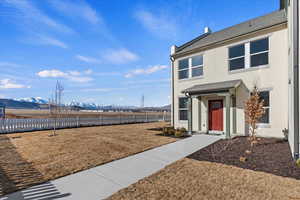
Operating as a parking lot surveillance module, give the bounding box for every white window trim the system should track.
[178,97,188,121]
[178,54,204,80]
[178,58,189,80]
[191,57,204,78]
[257,90,271,127]
[228,37,270,72]
[228,44,246,70]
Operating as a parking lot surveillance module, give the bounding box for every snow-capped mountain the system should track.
[14,97,48,104]
[9,98,169,111]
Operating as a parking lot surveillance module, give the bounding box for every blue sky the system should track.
[0,0,278,106]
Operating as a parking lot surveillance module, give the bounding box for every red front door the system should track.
[209,100,223,131]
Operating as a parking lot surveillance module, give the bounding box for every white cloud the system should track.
[0,62,22,68]
[67,76,92,83]
[102,48,139,64]
[124,78,170,85]
[94,72,121,76]
[135,10,178,39]
[0,79,29,89]
[81,88,119,92]
[68,71,81,76]
[2,0,74,34]
[125,65,168,78]
[48,0,116,42]
[49,0,103,25]
[27,35,68,49]
[80,84,169,93]
[76,55,101,64]
[84,69,93,75]
[37,70,67,78]
[37,69,93,83]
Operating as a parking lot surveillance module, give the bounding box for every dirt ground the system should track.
[5,109,166,119]
[188,136,300,179]
[108,158,300,200]
[0,122,175,196]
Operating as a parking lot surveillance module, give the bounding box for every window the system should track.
[250,38,269,67]
[179,97,188,120]
[178,59,189,79]
[191,56,203,77]
[178,55,203,80]
[229,37,269,71]
[258,91,270,124]
[229,44,245,70]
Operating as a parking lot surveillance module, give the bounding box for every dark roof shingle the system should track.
[182,79,242,95]
[176,10,287,55]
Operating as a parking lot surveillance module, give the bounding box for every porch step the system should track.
[208,131,224,136]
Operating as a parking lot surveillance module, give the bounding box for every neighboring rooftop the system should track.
[175,10,287,56]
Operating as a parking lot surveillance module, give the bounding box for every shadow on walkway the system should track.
[0,135,71,199]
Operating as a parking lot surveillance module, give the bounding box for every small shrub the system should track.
[296,159,300,168]
[174,127,186,138]
[244,85,265,143]
[168,127,175,135]
[282,128,289,141]
[179,127,187,133]
[163,127,169,135]
[175,129,183,138]
[245,150,252,154]
[239,156,247,163]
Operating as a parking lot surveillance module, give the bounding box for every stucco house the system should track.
[170,0,300,159]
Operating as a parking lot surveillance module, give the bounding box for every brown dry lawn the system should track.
[108,158,300,200]
[0,122,176,196]
[6,109,166,119]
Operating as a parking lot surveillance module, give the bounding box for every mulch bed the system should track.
[155,133,191,139]
[188,136,300,179]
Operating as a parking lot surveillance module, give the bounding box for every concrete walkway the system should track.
[1,134,222,200]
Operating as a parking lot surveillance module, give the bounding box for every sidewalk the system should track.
[1,134,222,200]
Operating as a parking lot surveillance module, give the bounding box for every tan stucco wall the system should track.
[287,0,300,156]
[173,25,289,138]
[288,1,295,153]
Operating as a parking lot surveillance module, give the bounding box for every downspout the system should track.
[170,55,175,127]
[170,45,177,127]
[293,0,299,159]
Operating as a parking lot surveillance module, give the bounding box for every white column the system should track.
[225,95,231,138]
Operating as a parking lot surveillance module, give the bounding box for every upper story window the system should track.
[229,37,269,71]
[178,55,203,80]
[191,56,203,77]
[178,59,189,79]
[250,38,269,67]
[229,44,245,70]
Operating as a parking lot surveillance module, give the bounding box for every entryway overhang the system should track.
[182,79,243,138]
[182,79,242,97]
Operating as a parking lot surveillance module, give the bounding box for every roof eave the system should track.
[172,21,287,59]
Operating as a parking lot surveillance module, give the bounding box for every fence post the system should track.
[77,116,79,127]
[145,112,148,122]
